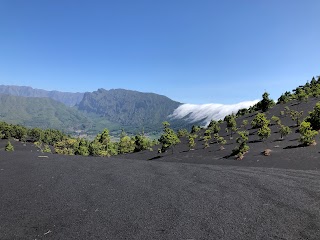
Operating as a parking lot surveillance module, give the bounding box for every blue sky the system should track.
[0,0,319,104]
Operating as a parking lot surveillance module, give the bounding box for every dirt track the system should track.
[1,151,320,239]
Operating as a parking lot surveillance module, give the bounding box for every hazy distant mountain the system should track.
[77,88,182,129]
[0,94,91,132]
[0,85,84,106]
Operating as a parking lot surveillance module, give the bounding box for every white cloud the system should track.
[169,100,259,126]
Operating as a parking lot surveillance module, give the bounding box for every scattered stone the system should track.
[44,230,52,235]
[263,149,272,156]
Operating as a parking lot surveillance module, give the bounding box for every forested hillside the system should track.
[77,88,182,128]
[0,94,91,133]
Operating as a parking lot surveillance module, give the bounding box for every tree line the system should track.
[0,122,157,156]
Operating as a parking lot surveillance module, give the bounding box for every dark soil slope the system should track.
[1,148,319,239]
[122,97,320,171]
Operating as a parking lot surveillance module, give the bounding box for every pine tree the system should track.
[119,131,135,154]
[306,102,320,130]
[260,92,275,112]
[232,131,249,159]
[134,133,152,152]
[208,120,220,133]
[257,125,271,143]
[224,114,237,138]
[279,125,291,139]
[159,122,180,153]
[251,113,269,129]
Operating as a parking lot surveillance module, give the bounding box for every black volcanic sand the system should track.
[1,140,320,239]
[1,98,320,239]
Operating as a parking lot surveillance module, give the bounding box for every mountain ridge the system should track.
[77,88,182,127]
[0,84,258,136]
[0,85,85,106]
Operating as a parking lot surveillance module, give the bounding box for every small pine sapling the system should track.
[43,144,52,153]
[271,115,281,126]
[215,134,227,150]
[284,106,290,116]
[233,131,249,159]
[290,110,304,126]
[241,120,248,130]
[203,129,212,148]
[5,141,14,151]
[188,135,196,150]
[279,125,291,139]
[257,124,271,143]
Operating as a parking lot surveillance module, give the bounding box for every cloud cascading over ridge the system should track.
[169,100,259,126]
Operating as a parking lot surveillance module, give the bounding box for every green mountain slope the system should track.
[77,88,182,130]
[0,94,91,133]
[0,87,199,137]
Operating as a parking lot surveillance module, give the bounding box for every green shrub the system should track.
[5,141,14,151]
[271,115,281,125]
[43,144,52,153]
[177,129,189,138]
[290,110,303,126]
[241,120,248,129]
[299,121,318,146]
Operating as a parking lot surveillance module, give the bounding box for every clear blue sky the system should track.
[0,0,319,104]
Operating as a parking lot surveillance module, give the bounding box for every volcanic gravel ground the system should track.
[1,150,320,239]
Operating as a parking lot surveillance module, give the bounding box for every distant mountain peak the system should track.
[77,88,181,127]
